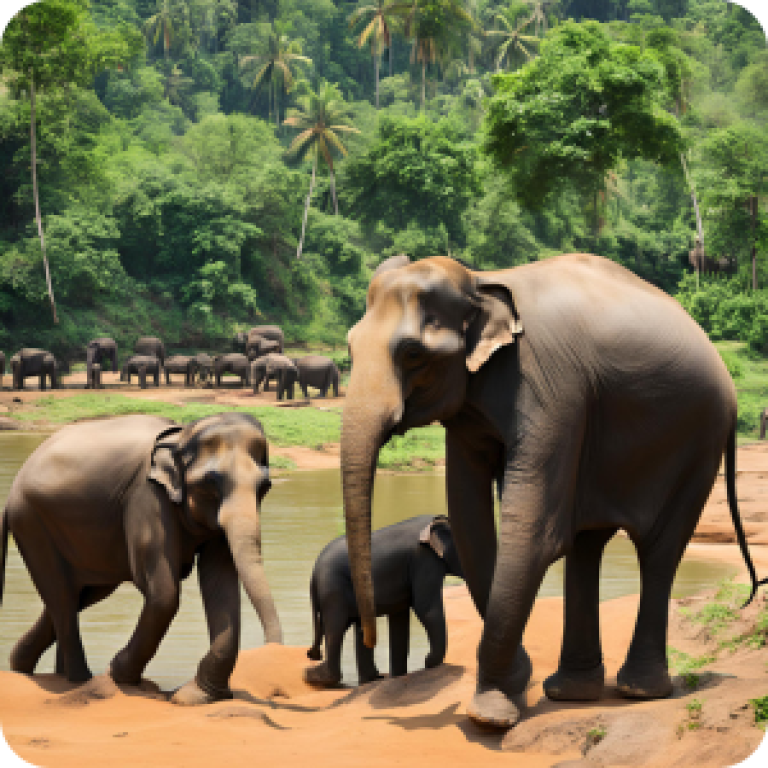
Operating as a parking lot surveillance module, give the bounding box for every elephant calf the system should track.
[164,355,199,387]
[251,354,298,400]
[214,353,250,388]
[305,515,463,687]
[121,355,160,388]
[0,413,282,704]
[295,355,340,398]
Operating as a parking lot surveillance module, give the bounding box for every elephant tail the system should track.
[726,423,768,608]
[0,506,8,607]
[307,574,324,661]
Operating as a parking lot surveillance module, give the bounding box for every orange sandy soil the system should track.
[1,379,767,765]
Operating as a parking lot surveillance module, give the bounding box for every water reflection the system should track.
[0,432,735,688]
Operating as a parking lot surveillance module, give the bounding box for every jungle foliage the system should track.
[0,0,765,360]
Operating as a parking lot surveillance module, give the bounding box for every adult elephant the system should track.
[121,355,160,388]
[295,355,340,398]
[164,355,200,387]
[135,337,165,368]
[247,326,284,354]
[86,337,118,388]
[0,413,282,704]
[341,253,765,729]
[11,349,60,391]
[246,335,281,360]
[214,353,250,388]
[251,354,298,400]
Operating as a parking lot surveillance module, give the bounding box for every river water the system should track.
[0,432,735,689]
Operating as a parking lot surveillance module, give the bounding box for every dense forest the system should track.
[0,0,765,358]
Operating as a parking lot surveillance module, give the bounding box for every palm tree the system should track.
[522,0,559,37]
[240,27,310,128]
[144,0,177,59]
[485,12,539,72]
[349,1,411,108]
[284,82,360,259]
[405,0,473,110]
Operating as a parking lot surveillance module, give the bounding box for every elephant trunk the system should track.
[341,360,402,649]
[220,496,283,644]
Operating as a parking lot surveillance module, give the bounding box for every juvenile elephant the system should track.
[164,355,200,387]
[246,335,281,360]
[341,253,766,729]
[214,353,250,388]
[121,355,160,388]
[135,336,165,368]
[86,337,118,388]
[11,349,60,391]
[193,353,214,385]
[0,413,282,704]
[247,325,284,353]
[295,355,340,398]
[251,354,298,400]
[305,515,463,687]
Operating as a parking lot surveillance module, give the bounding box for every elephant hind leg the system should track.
[10,607,56,674]
[544,527,617,702]
[304,603,347,687]
[356,622,383,683]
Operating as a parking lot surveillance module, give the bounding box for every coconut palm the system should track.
[240,27,310,128]
[405,0,474,110]
[349,1,411,108]
[522,0,559,37]
[284,82,360,259]
[485,12,539,72]
[144,0,178,59]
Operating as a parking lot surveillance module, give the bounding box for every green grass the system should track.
[668,647,716,677]
[378,426,446,470]
[751,696,768,728]
[715,341,768,439]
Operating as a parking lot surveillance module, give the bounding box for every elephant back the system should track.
[247,325,284,352]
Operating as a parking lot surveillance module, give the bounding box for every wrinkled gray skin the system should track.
[86,338,118,388]
[342,253,764,729]
[135,337,165,368]
[251,354,298,400]
[0,413,282,705]
[305,515,463,687]
[11,348,60,391]
[294,355,340,398]
[214,353,251,387]
[247,325,284,353]
[164,355,201,387]
[246,336,281,360]
[121,355,160,388]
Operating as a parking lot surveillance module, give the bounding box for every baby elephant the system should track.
[305,515,463,687]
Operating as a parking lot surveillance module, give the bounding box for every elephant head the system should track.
[419,515,464,579]
[147,412,282,644]
[343,255,522,647]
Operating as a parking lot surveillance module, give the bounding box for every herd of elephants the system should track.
[0,325,341,399]
[1,252,767,729]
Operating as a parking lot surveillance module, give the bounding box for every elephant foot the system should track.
[544,663,605,701]
[107,653,142,687]
[171,679,232,706]
[358,670,384,685]
[466,684,522,729]
[616,662,673,699]
[307,646,322,661]
[425,653,445,669]
[303,663,342,688]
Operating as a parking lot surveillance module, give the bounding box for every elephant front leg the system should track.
[544,528,617,701]
[173,538,240,705]
[413,595,446,670]
[387,610,410,677]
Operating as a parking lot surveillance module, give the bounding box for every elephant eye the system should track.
[424,313,441,330]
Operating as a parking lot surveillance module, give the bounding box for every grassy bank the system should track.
[715,341,768,440]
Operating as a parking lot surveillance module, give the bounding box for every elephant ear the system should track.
[464,278,523,373]
[419,516,451,559]
[147,425,184,504]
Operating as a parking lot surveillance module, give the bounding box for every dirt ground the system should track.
[0,378,767,766]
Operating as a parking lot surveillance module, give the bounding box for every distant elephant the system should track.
[232,331,248,353]
[688,239,738,277]
[247,325,284,353]
[121,355,160,388]
[341,253,766,729]
[0,351,5,389]
[251,354,298,400]
[760,409,768,439]
[164,355,200,387]
[193,353,214,385]
[86,337,118,388]
[0,413,282,704]
[295,355,340,398]
[305,515,463,687]
[214,353,251,388]
[246,335,281,360]
[88,364,102,389]
[11,349,60,391]
[135,337,165,368]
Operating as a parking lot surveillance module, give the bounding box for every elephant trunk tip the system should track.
[363,622,377,649]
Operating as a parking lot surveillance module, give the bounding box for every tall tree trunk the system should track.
[374,52,380,109]
[30,72,57,324]
[421,58,426,110]
[680,152,704,290]
[296,157,316,260]
[751,195,758,290]
[389,35,394,77]
[329,167,339,216]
